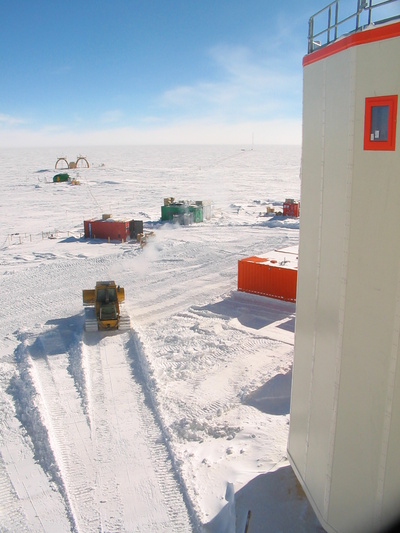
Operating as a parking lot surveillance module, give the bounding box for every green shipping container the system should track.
[161,204,185,221]
[53,173,70,183]
[188,205,203,223]
[161,204,203,223]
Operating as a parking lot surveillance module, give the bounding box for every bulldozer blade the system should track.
[116,286,125,303]
[83,289,96,306]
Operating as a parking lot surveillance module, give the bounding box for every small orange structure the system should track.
[283,199,300,217]
[238,246,298,302]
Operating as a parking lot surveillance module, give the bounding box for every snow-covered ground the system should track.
[0,145,323,532]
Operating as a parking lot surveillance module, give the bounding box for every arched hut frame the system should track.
[55,156,90,169]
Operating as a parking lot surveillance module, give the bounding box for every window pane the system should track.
[370,105,389,141]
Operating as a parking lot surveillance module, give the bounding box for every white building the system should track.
[288,2,400,532]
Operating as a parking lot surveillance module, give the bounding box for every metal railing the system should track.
[308,0,400,53]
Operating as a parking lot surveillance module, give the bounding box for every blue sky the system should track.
[0,0,325,147]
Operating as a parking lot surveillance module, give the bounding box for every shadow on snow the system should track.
[243,367,292,416]
[205,465,324,533]
[28,315,82,358]
[193,291,295,332]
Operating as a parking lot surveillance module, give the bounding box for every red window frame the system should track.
[364,95,398,151]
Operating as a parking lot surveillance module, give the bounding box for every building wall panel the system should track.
[288,21,400,533]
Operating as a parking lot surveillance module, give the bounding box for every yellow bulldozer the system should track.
[82,281,131,332]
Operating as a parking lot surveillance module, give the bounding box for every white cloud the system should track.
[0,118,301,148]
[0,113,25,127]
[159,44,301,121]
[100,109,124,124]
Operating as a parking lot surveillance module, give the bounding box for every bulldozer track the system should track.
[0,459,30,533]
[83,333,193,532]
[30,354,100,533]
[118,312,131,330]
[0,349,72,533]
[17,328,195,532]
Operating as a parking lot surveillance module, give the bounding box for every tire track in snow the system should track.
[0,459,30,533]
[30,349,100,533]
[83,332,194,532]
[0,365,31,532]
[6,334,76,532]
[126,333,199,532]
[82,336,125,532]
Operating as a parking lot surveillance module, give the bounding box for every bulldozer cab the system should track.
[96,287,117,304]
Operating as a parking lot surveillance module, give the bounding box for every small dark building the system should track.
[129,220,143,239]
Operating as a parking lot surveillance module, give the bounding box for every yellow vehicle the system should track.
[83,281,131,332]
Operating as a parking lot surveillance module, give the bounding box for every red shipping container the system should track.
[84,219,130,242]
[238,251,297,302]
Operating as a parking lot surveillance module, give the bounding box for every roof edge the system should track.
[303,21,400,67]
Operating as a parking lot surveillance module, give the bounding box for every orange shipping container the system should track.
[237,248,298,302]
